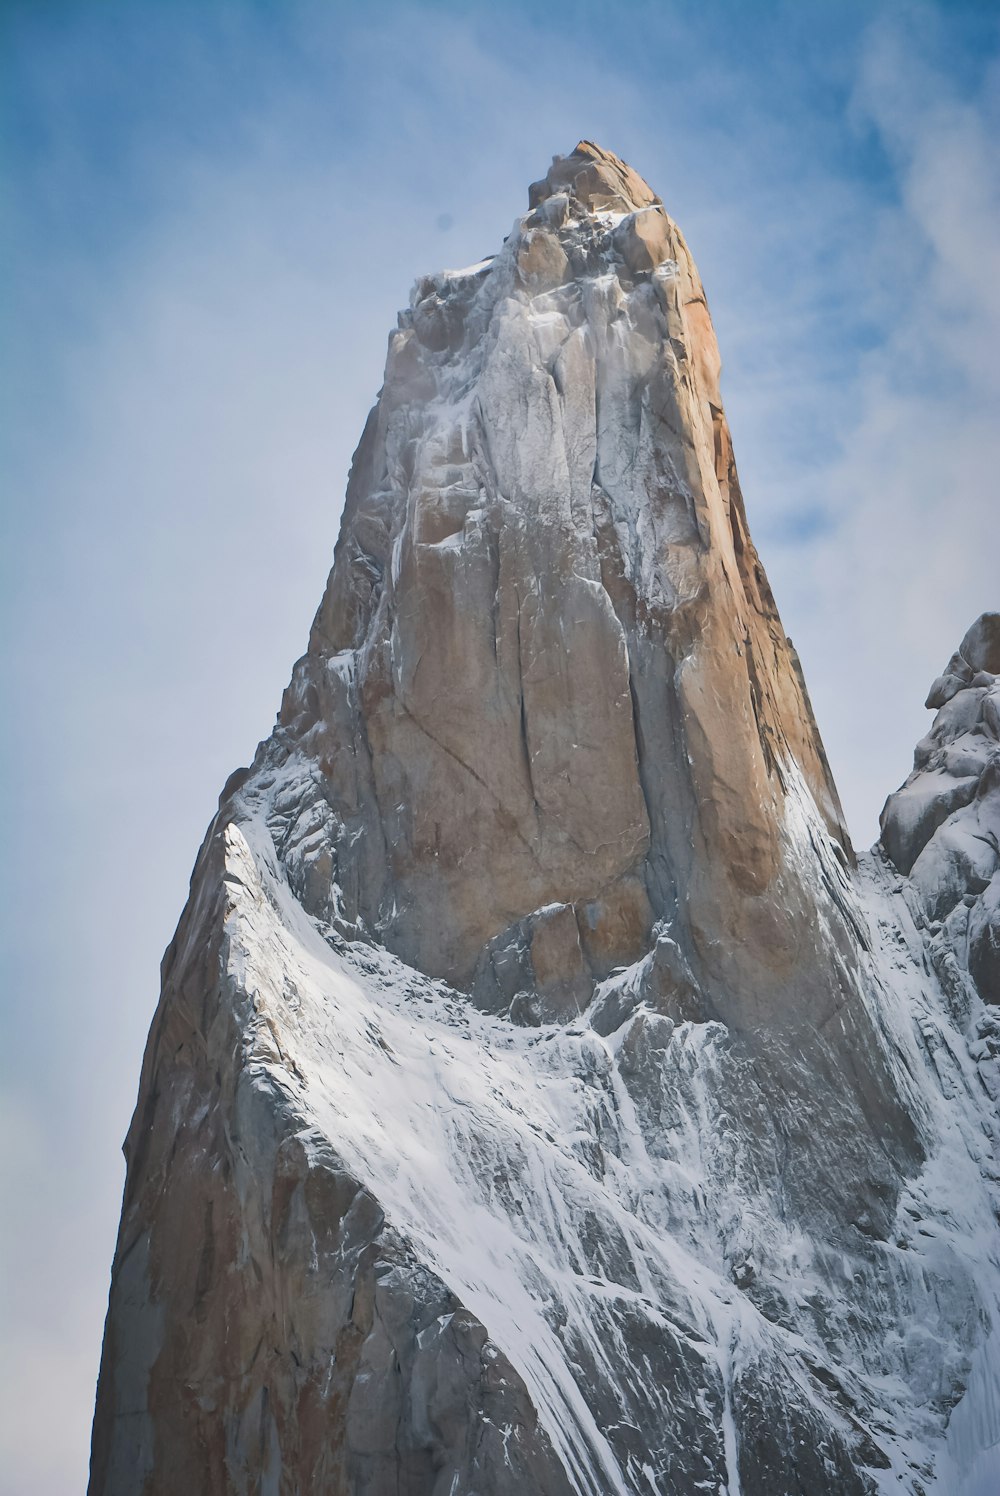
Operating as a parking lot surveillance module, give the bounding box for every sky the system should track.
[1,1,998,1490]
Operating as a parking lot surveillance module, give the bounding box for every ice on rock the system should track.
[90,146,1000,1496]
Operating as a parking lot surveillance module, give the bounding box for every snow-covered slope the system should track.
[90,144,1000,1496]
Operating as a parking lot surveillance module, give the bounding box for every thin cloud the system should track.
[768,15,1000,839]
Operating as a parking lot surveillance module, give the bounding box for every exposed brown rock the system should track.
[91,146,996,1496]
[297,142,855,1037]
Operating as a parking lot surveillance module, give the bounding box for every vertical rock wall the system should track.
[282,141,855,1033]
[90,147,999,1496]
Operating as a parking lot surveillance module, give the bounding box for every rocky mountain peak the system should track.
[295,141,855,1037]
[90,151,1000,1496]
[528,139,662,215]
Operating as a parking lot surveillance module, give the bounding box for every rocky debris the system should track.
[881,613,1000,1006]
[91,148,1000,1496]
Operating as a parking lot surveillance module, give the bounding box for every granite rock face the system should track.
[295,137,854,1029]
[91,146,1000,1496]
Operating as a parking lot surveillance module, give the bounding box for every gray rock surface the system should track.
[881,613,1000,1007]
[91,146,1000,1496]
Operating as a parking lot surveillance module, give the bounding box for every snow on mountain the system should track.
[90,144,999,1496]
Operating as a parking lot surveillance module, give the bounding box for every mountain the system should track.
[89,142,1000,1496]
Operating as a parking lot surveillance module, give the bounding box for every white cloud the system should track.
[761,15,999,840]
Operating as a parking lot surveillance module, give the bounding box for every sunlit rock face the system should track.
[293,138,855,1030]
[90,145,1000,1496]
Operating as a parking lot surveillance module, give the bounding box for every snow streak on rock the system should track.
[90,145,1000,1496]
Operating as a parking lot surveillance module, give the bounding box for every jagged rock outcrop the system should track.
[91,145,1000,1496]
[881,613,1000,1009]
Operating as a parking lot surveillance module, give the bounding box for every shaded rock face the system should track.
[91,147,1000,1496]
[89,831,575,1496]
[881,613,1000,1006]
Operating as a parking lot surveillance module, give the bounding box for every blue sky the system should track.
[2,2,998,1490]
